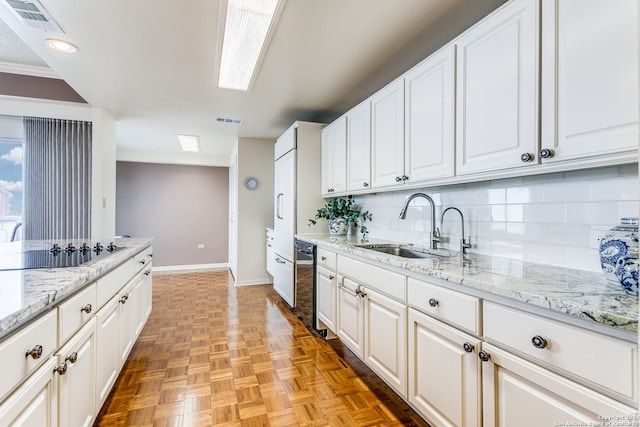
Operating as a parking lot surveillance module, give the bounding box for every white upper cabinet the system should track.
[346,101,372,192]
[404,45,456,182]
[540,0,638,164]
[371,79,405,188]
[321,117,347,196]
[455,0,539,175]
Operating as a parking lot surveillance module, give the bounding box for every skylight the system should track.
[218,0,282,91]
[176,135,200,152]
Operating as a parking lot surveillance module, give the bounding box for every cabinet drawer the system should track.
[0,310,57,401]
[338,255,405,302]
[133,246,153,273]
[58,283,97,345]
[317,248,336,270]
[483,302,637,401]
[96,259,135,309]
[407,277,480,334]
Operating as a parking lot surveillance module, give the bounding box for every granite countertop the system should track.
[0,238,153,339]
[297,234,638,336]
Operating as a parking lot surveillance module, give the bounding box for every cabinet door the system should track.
[266,230,275,277]
[274,150,295,262]
[321,118,347,196]
[404,45,455,183]
[272,255,294,307]
[481,343,637,427]
[541,0,638,163]
[56,319,97,427]
[371,79,405,188]
[408,309,480,427]
[118,282,135,365]
[132,268,153,339]
[456,0,539,175]
[336,277,364,358]
[95,295,120,408]
[346,101,371,191]
[0,358,57,427]
[364,287,407,398]
[316,266,336,333]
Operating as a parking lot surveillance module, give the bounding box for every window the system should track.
[0,140,23,243]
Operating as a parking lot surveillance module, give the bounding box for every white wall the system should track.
[233,137,275,285]
[356,165,639,272]
[0,95,117,239]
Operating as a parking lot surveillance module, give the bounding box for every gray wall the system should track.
[116,161,229,267]
[0,72,86,103]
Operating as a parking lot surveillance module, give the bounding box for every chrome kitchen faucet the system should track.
[399,193,440,250]
[441,206,471,255]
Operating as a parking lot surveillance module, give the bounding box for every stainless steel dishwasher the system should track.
[294,239,327,338]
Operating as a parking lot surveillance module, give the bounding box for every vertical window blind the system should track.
[23,117,92,240]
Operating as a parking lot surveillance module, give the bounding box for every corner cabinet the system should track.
[321,117,347,196]
[540,0,638,165]
[455,0,539,175]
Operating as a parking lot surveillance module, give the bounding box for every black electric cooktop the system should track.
[0,242,122,271]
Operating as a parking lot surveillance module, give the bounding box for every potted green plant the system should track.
[309,195,372,236]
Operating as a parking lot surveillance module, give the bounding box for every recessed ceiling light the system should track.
[217,0,284,91]
[176,134,200,152]
[45,38,78,53]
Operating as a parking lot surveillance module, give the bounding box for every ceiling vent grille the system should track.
[4,0,63,32]
[216,117,243,124]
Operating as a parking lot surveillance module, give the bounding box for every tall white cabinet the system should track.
[272,121,325,306]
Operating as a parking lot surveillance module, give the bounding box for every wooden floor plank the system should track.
[94,270,429,427]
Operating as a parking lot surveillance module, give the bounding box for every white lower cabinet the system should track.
[272,254,294,307]
[480,343,636,427]
[408,309,481,427]
[0,357,58,427]
[337,276,365,358]
[118,281,135,365]
[316,266,337,333]
[55,319,96,427]
[364,287,407,398]
[132,268,153,339]
[95,293,121,407]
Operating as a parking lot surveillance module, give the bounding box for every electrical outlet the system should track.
[197,244,205,249]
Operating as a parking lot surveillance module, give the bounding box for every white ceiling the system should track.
[0,0,506,166]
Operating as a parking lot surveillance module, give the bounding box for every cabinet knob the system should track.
[540,148,554,159]
[139,259,146,265]
[428,298,439,307]
[402,175,409,182]
[478,351,491,362]
[54,362,68,375]
[144,271,151,276]
[395,176,402,182]
[363,182,369,187]
[25,345,43,360]
[520,153,534,162]
[463,342,474,353]
[329,275,335,280]
[531,335,547,349]
[80,304,92,314]
[66,352,78,364]
[321,256,327,261]
[119,293,129,304]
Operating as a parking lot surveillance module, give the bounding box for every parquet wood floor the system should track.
[94,270,430,427]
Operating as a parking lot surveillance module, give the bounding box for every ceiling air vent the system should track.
[216,117,243,124]
[4,0,63,32]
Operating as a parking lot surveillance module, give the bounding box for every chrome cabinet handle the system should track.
[402,175,409,182]
[144,271,151,276]
[428,298,439,307]
[276,193,284,219]
[395,176,402,182]
[119,293,129,304]
[329,275,335,280]
[81,304,92,314]
[463,342,474,353]
[478,351,491,362]
[363,182,369,187]
[531,335,547,349]
[540,148,554,159]
[26,345,43,360]
[520,153,534,162]
[275,258,286,264]
[139,259,146,265]
[321,256,327,261]
[66,352,78,364]
[54,362,68,375]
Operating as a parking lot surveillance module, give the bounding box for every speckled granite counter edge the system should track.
[297,234,638,336]
[0,238,153,339]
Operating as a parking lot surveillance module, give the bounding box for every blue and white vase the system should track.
[599,217,638,295]
[328,218,348,235]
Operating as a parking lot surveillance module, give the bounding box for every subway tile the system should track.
[506,186,544,204]
[566,202,618,225]
[506,223,546,242]
[506,204,524,222]
[590,177,639,201]
[618,201,639,219]
[543,181,589,202]
[566,166,618,181]
[490,205,506,222]
[522,171,565,185]
[544,224,590,247]
[476,188,506,205]
[523,243,566,267]
[523,203,566,224]
[565,246,601,272]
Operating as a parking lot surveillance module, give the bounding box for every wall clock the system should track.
[244,177,259,190]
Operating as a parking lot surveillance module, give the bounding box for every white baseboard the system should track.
[152,263,228,274]
[234,278,273,286]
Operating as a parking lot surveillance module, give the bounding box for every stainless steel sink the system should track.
[357,244,444,259]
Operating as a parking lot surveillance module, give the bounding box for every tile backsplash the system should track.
[354,165,639,272]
